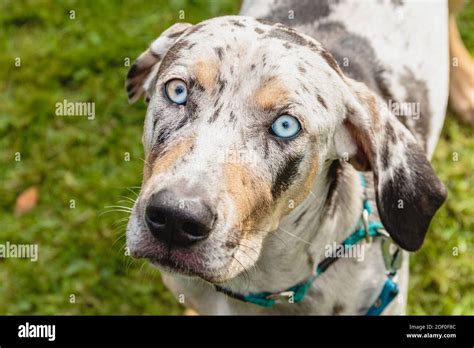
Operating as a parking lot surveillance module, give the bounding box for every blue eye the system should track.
[270,115,301,139]
[164,79,187,105]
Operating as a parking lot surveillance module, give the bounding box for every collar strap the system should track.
[214,172,400,314]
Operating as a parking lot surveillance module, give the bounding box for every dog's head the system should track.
[125,16,446,283]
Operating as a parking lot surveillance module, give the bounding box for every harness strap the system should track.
[214,172,401,314]
[366,278,400,316]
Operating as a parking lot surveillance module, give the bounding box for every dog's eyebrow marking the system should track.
[191,60,219,91]
[271,154,303,198]
[254,77,289,110]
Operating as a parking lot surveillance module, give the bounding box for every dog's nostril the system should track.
[146,207,167,225]
[152,211,167,225]
[181,221,207,237]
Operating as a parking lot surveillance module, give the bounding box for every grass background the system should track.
[0,0,472,315]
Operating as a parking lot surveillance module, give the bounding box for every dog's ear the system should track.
[125,23,192,103]
[334,78,447,251]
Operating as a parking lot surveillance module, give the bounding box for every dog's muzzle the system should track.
[144,189,216,248]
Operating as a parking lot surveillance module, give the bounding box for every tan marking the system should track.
[344,119,374,171]
[192,60,219,91]
[183,308,199,315]
[142,138,194,184]
[298,154,319,202]
[224,163,273,234]
[254,77,289,110]
[448,12,474,124]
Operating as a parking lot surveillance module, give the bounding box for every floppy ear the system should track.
[335,78,447,251]
[125,23,192,103]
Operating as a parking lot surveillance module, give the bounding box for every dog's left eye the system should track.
[164,79,187,105]
[270,115,301,139]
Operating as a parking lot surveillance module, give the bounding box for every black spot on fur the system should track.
[293,209,307,226]
[397,67,431,151]
[208,104,222,124]
[175,117,188,132]
[324,160,343,216]
[380,137,391,171]
[263,138,270,159]
[386,122,397,144]
[317,94,328,110]
[377,143,447,251]
[229,19,245,27]
[313,21,387,86]
[185,23,205,36]
[332,302,345,315]
[391,0,405,6]
[255,27,264,34]
[256,18,274,26]
[265,25,320,53]
[320,49,342,76]
[229,111,236,123]
[158,39,191,76]
[217,77,226,95]
[266,27,314,49]
[305,20,431,150]
[214,47,224,60]
[156,127,172,146]
[374,73,395,105]
[126,63,139,79]
[271,155,303,198]
[259,0,340,26]
[167,30,184,39]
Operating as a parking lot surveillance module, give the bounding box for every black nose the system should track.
[145,189,215,247]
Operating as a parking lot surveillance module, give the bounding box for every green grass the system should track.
[0,0,472,315]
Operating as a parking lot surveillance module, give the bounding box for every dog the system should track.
[125,0,473,315]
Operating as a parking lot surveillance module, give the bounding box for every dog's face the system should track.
[126,16,446,283]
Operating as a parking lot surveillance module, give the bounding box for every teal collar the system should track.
[214,173,401,315]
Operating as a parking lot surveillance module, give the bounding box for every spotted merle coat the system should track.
[125,0,448,314]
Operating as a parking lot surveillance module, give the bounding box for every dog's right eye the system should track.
[270,114,301,139]
[164,79,187,105]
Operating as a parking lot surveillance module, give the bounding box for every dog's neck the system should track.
[224,160,365,295]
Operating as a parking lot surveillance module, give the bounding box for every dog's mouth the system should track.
[140,248,238,284]
[128,216,249,284]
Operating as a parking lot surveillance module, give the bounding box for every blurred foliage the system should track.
[0,0,472,315]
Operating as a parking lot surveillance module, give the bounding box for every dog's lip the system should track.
[144,252,231,284]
